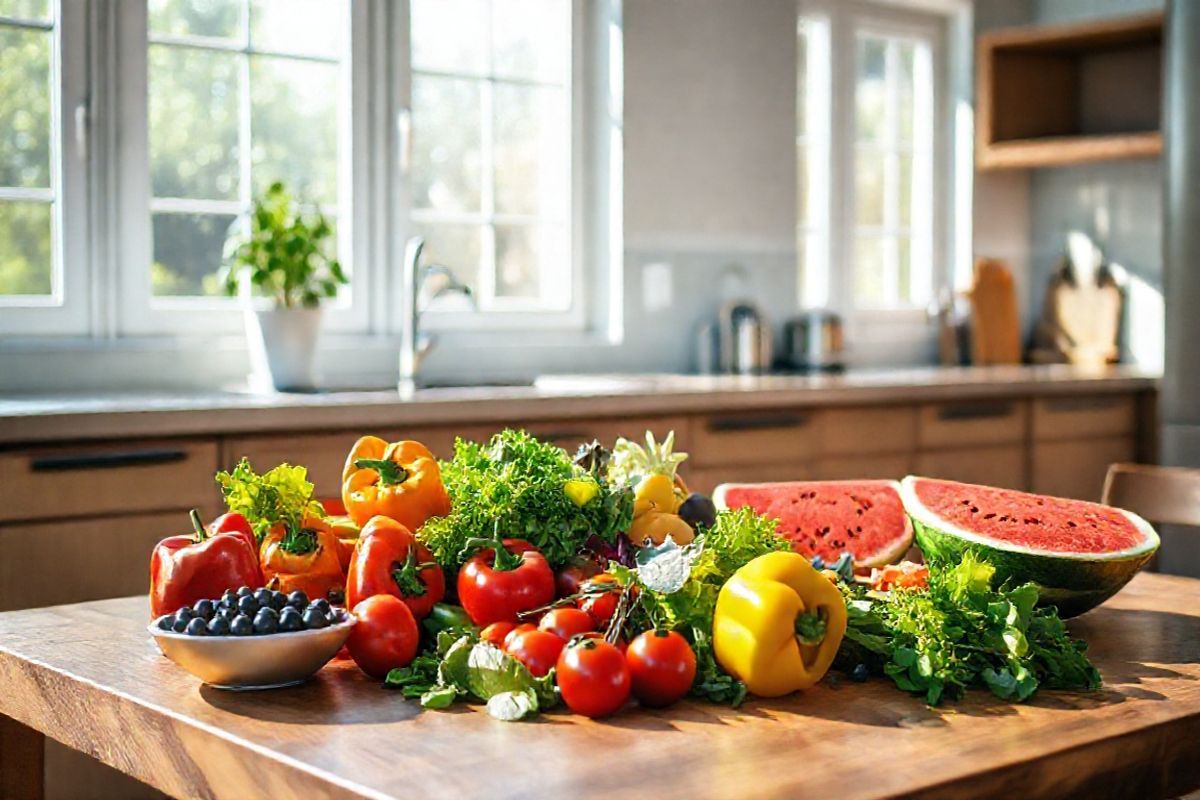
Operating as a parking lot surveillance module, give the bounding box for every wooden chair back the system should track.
[1101,463,1200,527]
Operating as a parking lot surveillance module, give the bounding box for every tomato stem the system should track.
[392,548,434,597]
[461,522,522,572]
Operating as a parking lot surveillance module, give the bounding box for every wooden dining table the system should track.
[1,571,1199,800]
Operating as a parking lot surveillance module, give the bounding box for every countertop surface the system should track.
[0,364,1158,445]
[0,573,1197,799]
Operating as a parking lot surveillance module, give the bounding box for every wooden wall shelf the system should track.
[976,12,1164,171]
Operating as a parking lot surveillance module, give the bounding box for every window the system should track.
[138,0,350,319]
[407,0,574,316]
[798,0,951,343]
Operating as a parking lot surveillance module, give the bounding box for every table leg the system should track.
[0,714,44,800]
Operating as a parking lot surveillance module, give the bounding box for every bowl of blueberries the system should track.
[149,586,355,690]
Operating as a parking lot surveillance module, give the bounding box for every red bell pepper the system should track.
[149,509,263,618]
[456,534,555,626]
[345,516,445,619]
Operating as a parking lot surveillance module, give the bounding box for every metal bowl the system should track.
[149,616,356,690]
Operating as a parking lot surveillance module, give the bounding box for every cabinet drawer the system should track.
[918,400,1027,449]
[0,440,219,524]
[0,510,213,611]
[816,405,917,456]
[812,454,913,481]
[915,445,1027,490]
[224,432,399,501]
[692,411,817,467]
[1032,395,1136,441]
[1032,436,1135,501]
[689,464,812,496]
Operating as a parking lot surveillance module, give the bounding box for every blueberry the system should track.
[193,599,216,620]
[302,608,330,630]
[207,616,231,636]
[218,607,237,622]
[310,598,331,615]
[327,589,345,607]
[851,663,870,683]
[154,614,173,631]
[185,618,208,636]
[174,606,195,622]
[253,587,273,606]
[230,614,253,636]
[220,590,238,608]
[236,586,254,598]
[253,609,278,635]
[268,591,287,611]
[287,590,309,609]
[278,607,303,633]
[237,595,259,615]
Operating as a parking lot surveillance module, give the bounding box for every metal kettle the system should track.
[715,300,772,374]
[782,310,844,372]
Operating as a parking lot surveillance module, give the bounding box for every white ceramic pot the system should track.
[246,306,323,392]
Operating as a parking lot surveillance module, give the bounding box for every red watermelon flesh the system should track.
[911,478,1145,554]
[713,480,913,567]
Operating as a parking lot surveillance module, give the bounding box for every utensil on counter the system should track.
[716,300,772,374]
[149,615,355,690]
[1031,232,1123,367]
[781,310,844,372]
[969,258,1021,366]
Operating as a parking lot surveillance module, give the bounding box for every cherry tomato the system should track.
[457,538,555,626]
[503,623,537,650]
[538,607,595,641]
[626,629,696,708]
[578,573,621,627]
[481,621,518,648]
[505,629,565,678]
[578,631,627,654]
[556,636,630,718]
[556,557,602,598]
[347,595,420,679]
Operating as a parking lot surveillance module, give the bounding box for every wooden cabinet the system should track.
[0,440,219,524]
[1031,395,1135,440]
[812,454,913,482]
[815,406,917,457]
[689,464,813,496]
[915,444,1027,490]
[1032,437,1135,501]
[692,410,817,468]
[918,400,1027,449]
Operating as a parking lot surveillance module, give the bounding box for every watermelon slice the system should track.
[900,476,1160,617]
[712,480,913,567]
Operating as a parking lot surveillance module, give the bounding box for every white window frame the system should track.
[799,0,970,364]
[0,1,89,336]
[113,0,367,337]
[397,0,607,334]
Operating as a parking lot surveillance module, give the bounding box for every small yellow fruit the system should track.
[634,473,680,517]
[564,478,600,507]
[629,511,695,546]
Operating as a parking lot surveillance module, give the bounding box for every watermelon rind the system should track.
[712,480,913,568]
[900,475,1160,618]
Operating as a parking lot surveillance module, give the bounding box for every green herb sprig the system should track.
[215,458,324,542]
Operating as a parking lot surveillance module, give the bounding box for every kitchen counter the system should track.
[0,365,1158,445]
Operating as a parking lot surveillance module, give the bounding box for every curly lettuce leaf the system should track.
[215,458,323,540]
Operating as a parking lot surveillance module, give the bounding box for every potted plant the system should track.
[221,181,347,392]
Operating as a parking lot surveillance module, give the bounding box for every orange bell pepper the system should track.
[259,515,345,602]
[341,436,451,529]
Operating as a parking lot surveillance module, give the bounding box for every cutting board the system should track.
[969,258,1022,365]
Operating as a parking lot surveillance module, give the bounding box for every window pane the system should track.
[897,234,912,304]
[0,27,51,189]
[411,221,482,296]
[796,22,807,137]
[411,76,482,212]
[411,0,487,75]
[856,36,886,144]
[149,44,240,200]
[897,43,915,145]
[797,145,809,226]
[0,0,49,22]
[250,56,339,205]
[494,83,567,217]
[855,152,884,227]
[491,0,570,83]
[151,211,237,297]
[495,223,567,305]
[854,236,885,308]
[898,153,912,228]
[250,0,346,58]
[148,0,243,40]
[0,200,52,295]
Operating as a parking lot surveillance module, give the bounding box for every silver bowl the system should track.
[149,616,356,690]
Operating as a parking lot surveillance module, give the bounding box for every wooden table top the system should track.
[1,572,1199,800]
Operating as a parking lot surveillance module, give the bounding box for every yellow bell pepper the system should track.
[713,551,848,697]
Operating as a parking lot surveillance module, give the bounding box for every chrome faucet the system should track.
[400,236,476,390]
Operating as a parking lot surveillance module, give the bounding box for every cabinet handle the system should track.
[30,448,188,472]
[708,414,808,432]
[1042,396,1125,413]
[936,402,1013,421]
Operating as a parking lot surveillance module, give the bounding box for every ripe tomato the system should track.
[556,636,630,718]
[578,631,627,654]
[481,621,518,648]
[538,607,595,641]
[626,629,696,708]
[555,557,602,598]
[457,538,556,626]
[347,595,420,679]
[578,573,621,627]
[505,629,565,678]
[502,623,536,649]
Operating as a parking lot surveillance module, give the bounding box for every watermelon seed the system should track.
[970,506,979,514]
[984,513,996,520]
[1068,521,1077,528]
[855,526,862,533]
